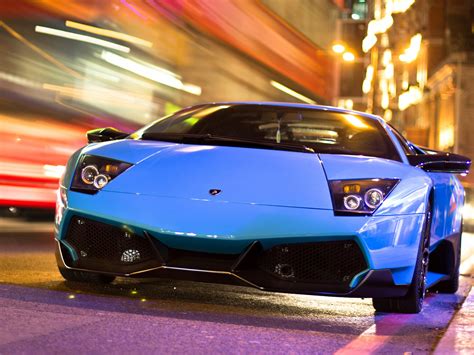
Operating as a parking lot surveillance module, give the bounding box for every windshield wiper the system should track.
[140,132,315,154]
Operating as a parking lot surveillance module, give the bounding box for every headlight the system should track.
[71,155,132,193]
[329,179,399,215]
[81,165,99,185]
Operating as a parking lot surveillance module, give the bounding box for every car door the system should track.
[388,127,462,246]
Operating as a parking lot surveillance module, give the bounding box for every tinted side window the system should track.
[389,126,414,155]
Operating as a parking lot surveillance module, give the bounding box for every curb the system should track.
[434,279,474,354]
[460,233,474,276]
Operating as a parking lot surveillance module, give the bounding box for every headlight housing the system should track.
[71,155,132,193]
[329,179,399,215]
[55,186,68,226]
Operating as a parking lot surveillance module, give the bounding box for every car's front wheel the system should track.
[372,206,431,314]
[58,267,116,284]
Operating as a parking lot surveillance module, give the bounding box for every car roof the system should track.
[201,101,384,123]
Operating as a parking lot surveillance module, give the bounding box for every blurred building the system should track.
[360,0,474,226]
[334,0,369,111]
[0,0,344,209]
[361,0,473,155]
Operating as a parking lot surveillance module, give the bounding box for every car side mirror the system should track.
[407,152,471,174]
[86,127,129,143]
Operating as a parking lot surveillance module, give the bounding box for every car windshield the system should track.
[135,104,400,160]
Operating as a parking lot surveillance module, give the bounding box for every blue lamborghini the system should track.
[55,102,471,313]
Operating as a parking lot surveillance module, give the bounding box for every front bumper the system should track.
[57,190,427,286]
[56,214,410,297]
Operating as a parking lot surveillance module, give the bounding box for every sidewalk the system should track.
[434,280,474,354]
[460,233,474,276]
[434,233,474,354]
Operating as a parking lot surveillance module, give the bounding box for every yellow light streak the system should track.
[35,26,130,53]
[270,80,316,104]
[0,20,81,79]
[43,165,66,178]
[100,51,201,96]
[66,20,153,48]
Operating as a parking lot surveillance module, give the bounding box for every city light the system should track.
[65,20,153,48]
[402,71,409,90]
[390,0,416,13]
[332,43,345,54]
[382,49,392,67]
[399,33,422,63]
[270,80,316,104]
[337,99,353,110]
[398,85,422,111]
[381,90,389,109]
[362,65,374,94]
[0,21,82,79]
[100,51,202,96]
[389,80,396,97]
[43,165,66,178]
[439,126,454,150]
[383,109,393,121]
[342,52,355,62]
[362,34,377,53]
[181,83,202,96]
[35,26,130,53]
[367,14,393,35]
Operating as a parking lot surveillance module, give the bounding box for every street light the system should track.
[332,43,345,54]
[342,52,355,62]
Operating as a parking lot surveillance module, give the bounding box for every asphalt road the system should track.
[0,221,472,354]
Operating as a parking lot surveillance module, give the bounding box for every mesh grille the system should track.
[258,240,367,285]
[64,216,156,272]
[166,248,238,271]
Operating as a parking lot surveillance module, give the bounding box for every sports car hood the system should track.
[85,140,333,209]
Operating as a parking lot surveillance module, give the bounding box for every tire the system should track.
[431,232,462,294]
[58,267,115,284]
[372,204,431,313]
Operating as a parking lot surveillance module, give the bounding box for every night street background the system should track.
[1,0,473,353]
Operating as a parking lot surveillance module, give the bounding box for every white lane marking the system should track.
[336,253,473,355]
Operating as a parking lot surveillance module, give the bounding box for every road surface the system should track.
[0,218,472,354]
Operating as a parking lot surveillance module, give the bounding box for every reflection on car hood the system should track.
[86,139,333,209]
